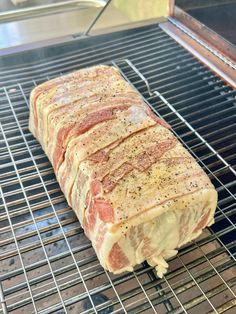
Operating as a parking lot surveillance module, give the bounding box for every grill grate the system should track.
[0,24,236,314]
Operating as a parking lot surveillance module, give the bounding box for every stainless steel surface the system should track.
[0,25,236,313]
[84,0,111,35]
[0,10,92,49]
[176,0,236,45]
[0,0,108,50]
[0,0,106,22]
[168,17,236,71]
[1,0,79,11]
[0,0,167,50]
[0,2,132,49]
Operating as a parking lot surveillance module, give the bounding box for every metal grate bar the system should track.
[1,25,235,314]
[3,250,232,311]
[1,87,98,313]
[0,156,232,214]
[0,186,38,314]
[0,32,176,85]
[0,122,68,313]
[0,283,7,314]
[113,60,236,314]
[193,240,236,297]
[116,59,235,187]
[152,90,236,176]
[1,27,165,75]
[1,201,234,263]
[29,77,134,314]
[1,234,234,312]
[1,193,234,262]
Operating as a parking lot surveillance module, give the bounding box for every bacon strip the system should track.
[102,139,177,193]
[84,179,114,236]
[102,163,133,193]
[108,243,130,271]
[87,150,109,163]
[29,65,217,278]
[52,107,119,171]
[31,66,120,128]
[193,208,212,233]
[146,107,170,129]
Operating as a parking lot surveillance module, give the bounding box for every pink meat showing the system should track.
[29,65,217,278]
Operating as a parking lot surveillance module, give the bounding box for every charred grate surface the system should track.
[0,24,235,314]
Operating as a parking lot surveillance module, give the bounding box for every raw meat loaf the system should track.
[29,65,217,277]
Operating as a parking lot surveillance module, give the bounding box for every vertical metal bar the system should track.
[0,282,8,314]
[168,0,175,16]
[0,122,68,314]
[208,228,236,262]
[1,39,234,314]
[133,272,158,314]
[0,186,38,314]
[163,277,188,314]
[119,60,234,182]
[35,76,129,313]
[111,59,236,313]
[193,241,236,298]
[103,270,128,313]
[126,65,236,236]
[18,82,98,313]
[152,91,236,196]
[144,264,174,312]
[124,59,153,96]
[112,60,181,312]
[118,60,236,206]
[18,84,29,108]
[176,254,218,313]
[84,0,112,36]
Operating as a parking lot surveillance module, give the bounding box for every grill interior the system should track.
[0,24,236,314]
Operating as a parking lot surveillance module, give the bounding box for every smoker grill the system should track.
[0,5,236,314]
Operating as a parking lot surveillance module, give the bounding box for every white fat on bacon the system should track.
[29,65,217,278]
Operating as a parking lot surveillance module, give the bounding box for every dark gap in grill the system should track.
[0,24,235,314]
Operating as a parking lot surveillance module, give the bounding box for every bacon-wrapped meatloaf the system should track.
[29,65,217,277]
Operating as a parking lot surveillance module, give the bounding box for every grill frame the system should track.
[0,24,236,314]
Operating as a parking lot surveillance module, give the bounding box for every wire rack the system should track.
[0,25,236,314]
